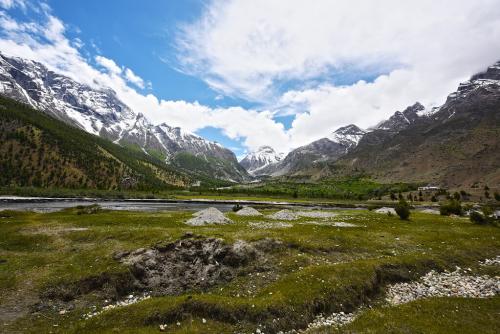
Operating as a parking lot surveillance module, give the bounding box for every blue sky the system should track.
[48,0,256,157]
[1,0,499,158]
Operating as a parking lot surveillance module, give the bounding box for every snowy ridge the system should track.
[240,146,284,175]
[0,52,248,181]
[328,124,367,151]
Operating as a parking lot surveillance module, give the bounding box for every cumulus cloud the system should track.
[95,55,122,74]
[1,1,500,155]
[178,0,500,145]
[124,68,146,89]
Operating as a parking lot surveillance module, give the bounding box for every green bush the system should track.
[367,204,382,211]
[75,204,101,215]
[470,207,498,226]
[395,199,411,220]
[439,200,463,216]
[469,211,487,225]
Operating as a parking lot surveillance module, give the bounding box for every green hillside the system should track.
[0,96,190,191]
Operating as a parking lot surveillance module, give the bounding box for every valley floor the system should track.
[0,207,498,333]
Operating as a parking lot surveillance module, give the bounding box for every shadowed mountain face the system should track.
[0,53,249,182]
[252,124,367,177]
[253,60,500,188]
[335,61,500,187]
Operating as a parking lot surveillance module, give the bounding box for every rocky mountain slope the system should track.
[260,124,367,177]
[334,61,500,188]
[239,146,284,175]
[265,60,499,188]
[0,53,249,182]
[0,95,190,190]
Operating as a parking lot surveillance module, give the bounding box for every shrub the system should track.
[439,200,463,216]
[76,204,101,215]
[470,211,487,225]
[367,204,382,211]
[470,207,498,226]
[395,199,411,220]
[232,204,242,212]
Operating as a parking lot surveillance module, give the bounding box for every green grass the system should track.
[319,297,500,334]
[0,207,498,333]
[208,177,419,201]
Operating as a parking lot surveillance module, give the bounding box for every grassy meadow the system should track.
[0,206,498,333]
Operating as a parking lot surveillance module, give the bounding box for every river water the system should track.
[0,196,352,213]
[0,197,241,213]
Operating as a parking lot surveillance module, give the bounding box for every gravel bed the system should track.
[83,293,151,319]
[303,310,361,331]
[374,207,396,215]
[419,208,441,215]
[185,207,233,225]
[235,207,263,216]
[295,259,500,332]
[248,221,293,229]
[386,268,500,305]
[479,256,500,266]
[298,221,359,227]
[295,211,337,219]
[267,210,299,221]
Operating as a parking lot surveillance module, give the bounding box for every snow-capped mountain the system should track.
[267,124,368,177]
[328,124,367,152]
[337,59,500,186]
[375,102,426,132]
[0,53,249,181]
[239,146,284,175]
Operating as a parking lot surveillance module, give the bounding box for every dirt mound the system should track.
[235,206,263,216]
[267,209,298,220]
[116,234,264,296]
[39,235,284,311]
[186,207,233,226]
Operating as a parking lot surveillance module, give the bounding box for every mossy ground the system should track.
[0,207,498,333]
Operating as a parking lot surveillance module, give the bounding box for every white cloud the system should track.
[0,0,26,10]
[178,0,500,145]
[0,5,292,152]
[2,1,500,155]
[95,55,122,74]
[124,68,145,89]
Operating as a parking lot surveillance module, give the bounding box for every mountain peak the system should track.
[376,101,424,131]
[240,145,284,175]
[470,60,500,81]
[328,124,366,149]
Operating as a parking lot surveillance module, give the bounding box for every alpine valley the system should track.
[1,52,499,191]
